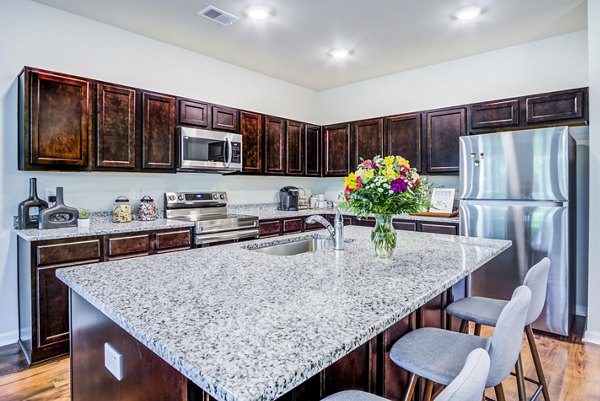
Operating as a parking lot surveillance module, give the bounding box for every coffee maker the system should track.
[279,186,299,211]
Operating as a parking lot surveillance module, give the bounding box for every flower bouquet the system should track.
[339,155,431,257]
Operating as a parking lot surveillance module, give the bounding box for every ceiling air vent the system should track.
[199,6,239,26]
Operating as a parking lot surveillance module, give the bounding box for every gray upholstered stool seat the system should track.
[446,296,507,327]
[390,327,490,385]
[321,390,389,401]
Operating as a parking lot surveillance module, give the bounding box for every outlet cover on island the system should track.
[104,342,123,380]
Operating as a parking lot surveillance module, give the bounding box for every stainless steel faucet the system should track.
[305,208,344,250]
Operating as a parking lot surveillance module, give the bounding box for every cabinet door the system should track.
[141,92,176,171]
[385,114,421,172]
[26,69,91,169]
[393,220,417,231]
[155,229,192,253]
[211,105,239,132]
[525,89,585,125]
[420,223,458,235]
[264,116,286,174]
[282,218,303,233]
[178,99,209,127]
[305,124,321,176]
[286,120,304,175]
[37,267,69,348]
[323,124,350,177]
[96,83,136,169]
[240,111,263,173]
[259,220,282,237]
[470,99,519,131]
[321,338,377,396]
[352,118,384,169]
[425,107,466,174]
[106,234,151,260]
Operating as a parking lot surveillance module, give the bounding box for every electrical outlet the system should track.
[104,343,124,380]
[45,188,56,205]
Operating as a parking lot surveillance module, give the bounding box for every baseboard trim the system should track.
[576,305,588,316]
[583,330,600,345]
[0,330,19,347]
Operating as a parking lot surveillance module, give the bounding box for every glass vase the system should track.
[371,214,397,258]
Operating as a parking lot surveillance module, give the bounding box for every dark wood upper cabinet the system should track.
[96,83,136,169]
[19,68,92,170]
[304,124,321,177]
[425,107,466,174]
[525,88,586,125]
[240,111,263,173]
[264,116,286,174]
[385,114,421,172]
[211,105,239,132]
[352,118,384,169]
[470,99,519,131]
[286,120,304,175]
[178,99,209,127]
[141,92,176,171]
[323,123,350,177]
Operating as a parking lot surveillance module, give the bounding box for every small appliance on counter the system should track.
[137,195,158,221]
[164,191,259,247]
[17,178,48,229]
[279,186,299,211]
[39,187,78,229]
[113,196,132,223]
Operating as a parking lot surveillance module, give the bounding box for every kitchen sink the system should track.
[248,236,346,256]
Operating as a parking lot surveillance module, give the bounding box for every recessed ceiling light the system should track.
[453,6,483,20]
[245,5,272,20]
[327,48,352,59]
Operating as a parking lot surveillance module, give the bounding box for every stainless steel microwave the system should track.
[178,127,242,172]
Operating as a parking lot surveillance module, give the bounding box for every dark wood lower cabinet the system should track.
[17,228,192,364]
[70,288,452,401]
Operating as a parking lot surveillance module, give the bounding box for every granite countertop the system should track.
[57,226,510,401]
[229,203,461,224]
[13,218,195,241]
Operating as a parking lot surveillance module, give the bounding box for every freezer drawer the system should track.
[460,200,573,336]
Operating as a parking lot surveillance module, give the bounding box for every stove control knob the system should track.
[212,194,219,200]
[178,194,185,201]
[168,195,176,201]
[220,194,225,199]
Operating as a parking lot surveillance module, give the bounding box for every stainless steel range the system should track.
[164,191,259,247]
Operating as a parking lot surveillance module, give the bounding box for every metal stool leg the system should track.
[474,323,482,336]
[526,325,551,401]
[494,384,507,401]
[424,380,434,401]
[402,373,417,401]
[515,353,527,401]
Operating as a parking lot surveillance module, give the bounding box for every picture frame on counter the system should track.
[430,188,456,213]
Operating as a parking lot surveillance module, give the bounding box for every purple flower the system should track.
[391,178,408,193]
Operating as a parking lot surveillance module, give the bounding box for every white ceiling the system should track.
[32,0,587,91]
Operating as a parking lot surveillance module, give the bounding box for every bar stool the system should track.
[321,348,490,401]
[446,258,551,401]
[389,286,531,401]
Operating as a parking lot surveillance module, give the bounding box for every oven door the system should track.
[179,127,242,171]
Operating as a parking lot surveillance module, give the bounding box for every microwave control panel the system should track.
[232,142,241,163]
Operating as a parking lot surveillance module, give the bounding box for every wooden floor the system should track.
[0,330,599,401]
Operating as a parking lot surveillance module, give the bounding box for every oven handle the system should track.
[196,228,259,245]
[225,136,232,167]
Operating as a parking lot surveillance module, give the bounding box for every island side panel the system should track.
[70,291,188,401]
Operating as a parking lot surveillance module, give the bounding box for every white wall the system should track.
[316,30,589,125]
[584,2,600,344]
[0,0,326,346]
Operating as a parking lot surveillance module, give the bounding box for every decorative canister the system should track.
[137,195,158,221]
[112,196,132,223]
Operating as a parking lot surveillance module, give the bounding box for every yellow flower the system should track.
[383,167,398,180]
[395,156,410,168]
[384,156,395,166]
[365,170,374,179]
[344,172,357,189]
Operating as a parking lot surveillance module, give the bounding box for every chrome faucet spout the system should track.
[305,209,344,250]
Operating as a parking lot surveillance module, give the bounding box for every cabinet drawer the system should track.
[259,220,281,237]
[282,218,303,233]
[353,217,375,228]
[471,99,519,130]
[36,239,101,267]
[393,221,417,231]
[155,230,192,252]
[211,105,238,132]
[420,224,458,235]
[304,221,323,231]
[178,99,209,127]
[107,234,151,259]
[526,89,584,124]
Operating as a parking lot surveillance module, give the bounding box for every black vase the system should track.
[17,178,49,229]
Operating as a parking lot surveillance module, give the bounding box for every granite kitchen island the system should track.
[57,226,510,401]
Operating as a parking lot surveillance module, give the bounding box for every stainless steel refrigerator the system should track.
[459,127,576,336]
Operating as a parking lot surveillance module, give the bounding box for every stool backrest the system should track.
[487,285,532,387]
[435,348,490,401]
[523,257,551,325]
